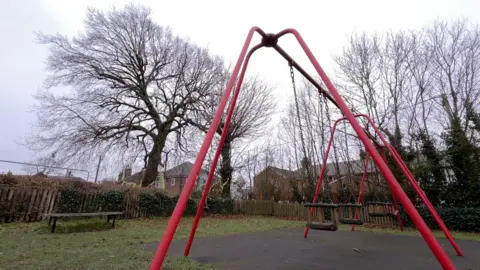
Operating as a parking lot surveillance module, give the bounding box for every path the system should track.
[142,228,479,269]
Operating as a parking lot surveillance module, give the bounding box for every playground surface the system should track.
[143,228,480,269]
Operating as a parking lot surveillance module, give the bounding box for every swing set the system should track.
[148,27,463,270]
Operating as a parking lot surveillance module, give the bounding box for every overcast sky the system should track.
[1,0,479,178]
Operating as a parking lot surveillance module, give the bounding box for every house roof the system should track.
[123,161,219,184]
[165,161,217,179]
[255,159,379,183]
[268,166,301,180]
[309,159,377,176]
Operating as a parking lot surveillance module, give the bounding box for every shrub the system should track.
[399,206,480,232]
[98,190,124,211]
[58,187,83,213]
[205,198,234,215]
[139,191,197,217]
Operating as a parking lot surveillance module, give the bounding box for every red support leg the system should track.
[388,146,463,256]
[391,191,403,231]
[148,27,260,270]
[352,153,370,231]
[364,119,461,255]
[358,114,462,258]
[183,44,263,257]
[285,29,455,269]
[304,117,343,238]
[380,147,404,231]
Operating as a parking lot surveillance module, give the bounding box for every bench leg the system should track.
[51,217,57,233]
[48,217,52,226]
[112,216,116,228]
[107,215,110,223]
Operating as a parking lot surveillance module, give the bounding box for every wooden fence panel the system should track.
[0,186,399,228]
[233,200,399,228]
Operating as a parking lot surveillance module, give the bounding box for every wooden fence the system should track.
[1,185,398,228]
[234,200,399,227]
[0,185,149,223]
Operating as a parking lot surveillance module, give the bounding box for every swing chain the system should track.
[289,62,311,181]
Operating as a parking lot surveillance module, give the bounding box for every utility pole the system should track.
[94,155,102,183]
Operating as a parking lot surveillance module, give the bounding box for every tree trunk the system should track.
[219,139,233,198]
[142,135,167,187]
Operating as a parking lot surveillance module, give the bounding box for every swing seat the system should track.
[339,219,363,225]
[337,203,363,208]
[365,201,393,206]
[306,222,338,231]
[304,203,338,208]
[368,212,388,217]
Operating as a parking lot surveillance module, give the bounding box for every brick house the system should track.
[253,159,387,202]
[123,161,219,196]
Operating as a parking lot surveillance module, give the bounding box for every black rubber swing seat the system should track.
[336,203,363,208]
[339,219,363,225]
[306,223,338,231]
[365,202,393,206]
[304,203,338,208]
[368,212,398,217]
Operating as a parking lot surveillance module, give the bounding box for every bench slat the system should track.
[45,212,123,217]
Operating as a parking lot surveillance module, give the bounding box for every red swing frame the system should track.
[148,27,462,270]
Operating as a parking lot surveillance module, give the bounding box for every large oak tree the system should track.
[27,4,225,186]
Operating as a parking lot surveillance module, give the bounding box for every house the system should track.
[253,166,301,201]
[253,159,388,202]
[123,161,220,196]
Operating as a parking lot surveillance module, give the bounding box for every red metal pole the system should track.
[359,115,462,256]
[285,29,455,269]
[148,27,259,270]
[303,117,343,238]
[351,153,370,231]
[388,146,463,256]
[183,44,263,257]
[380,147,403,231]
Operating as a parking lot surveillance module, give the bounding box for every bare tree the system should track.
[334,32,391,130]
[21,151,61,176]
[27,4,224,186]
[188,74,276,197]
[427,19,480,133]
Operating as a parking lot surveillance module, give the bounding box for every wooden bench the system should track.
[44,212,123,233]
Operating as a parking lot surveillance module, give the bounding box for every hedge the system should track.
[399,206,480,232]
[137,191,234,217]
[205,197,234,215]
[138,191,198,217]
[58,187,124,213]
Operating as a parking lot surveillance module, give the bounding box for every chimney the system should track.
[124,166,132,178]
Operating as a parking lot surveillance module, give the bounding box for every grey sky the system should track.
[1,0,478,178]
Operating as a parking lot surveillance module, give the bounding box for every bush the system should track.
[58,187,83,213]
[139,191,197,217]
[205,198,234,215]
[98,190,124,211]
[399,206,480,232]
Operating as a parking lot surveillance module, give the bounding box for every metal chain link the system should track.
[289,63,311,181]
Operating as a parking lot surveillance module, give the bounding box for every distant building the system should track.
[122,161,220,196]
[253,159,387,202]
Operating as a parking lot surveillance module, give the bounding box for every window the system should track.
[171,178,175,186]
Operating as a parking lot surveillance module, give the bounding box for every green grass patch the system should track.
[0,215,302,269]
[1,215,479,270]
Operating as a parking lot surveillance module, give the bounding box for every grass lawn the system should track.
[1,215,479,270]
[0,215,303,270]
